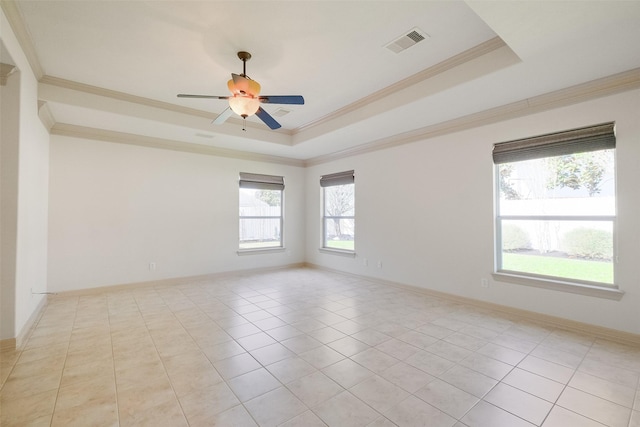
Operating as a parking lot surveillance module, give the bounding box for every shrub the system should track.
[502,224,531,251]
[561,228,612,260]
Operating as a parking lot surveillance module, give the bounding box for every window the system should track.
[494,122,616,286]
[239,173,284,250]
[321,170,355,251]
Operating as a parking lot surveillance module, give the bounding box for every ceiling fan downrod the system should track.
[238,51,251,78]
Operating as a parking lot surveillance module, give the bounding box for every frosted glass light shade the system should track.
[229,96,260,118]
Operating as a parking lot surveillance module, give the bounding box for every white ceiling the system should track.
[6,1,640,162]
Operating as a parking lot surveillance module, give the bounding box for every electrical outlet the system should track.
[480,278,489,288]
[363,258,368,266]
[377,260,382,269]
[149,262,156,271]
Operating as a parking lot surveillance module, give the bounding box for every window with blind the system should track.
[321,170,355,251]
[239,173,284,250]
[493,123,616,286]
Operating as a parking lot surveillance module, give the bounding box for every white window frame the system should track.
[320,170,355,256]
[492,123,623,299]
[238,173,284,254]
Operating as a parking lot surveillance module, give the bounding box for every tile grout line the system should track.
[173,283,244,426]
[107,293,121,427]
[175,281,268,426]
[535,336,592,427]
[137,286,190,427]
[5,269,639,427]
[49,296,80,427]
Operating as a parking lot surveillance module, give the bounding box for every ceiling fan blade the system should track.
[181,52,301,131]
[177,94,229,99]
[259,95,304,105]
[255,107,281,130]
[212,107,233,125]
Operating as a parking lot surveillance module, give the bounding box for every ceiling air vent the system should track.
[272,108,291,117]
[385,27,429,53]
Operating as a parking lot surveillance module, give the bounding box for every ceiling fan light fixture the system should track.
[229,95,260,118]
[177,51,303,130]
[227,77,261,96]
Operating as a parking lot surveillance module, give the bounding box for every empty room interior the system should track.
[2,1,640,426]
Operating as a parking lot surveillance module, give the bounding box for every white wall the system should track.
[48,137,306,292]
[305,89,640,335]
[7,1,636,337]
[1,9,49,341]
[1,60,20,340]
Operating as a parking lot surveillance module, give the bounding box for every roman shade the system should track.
[320,170,355,187]
[492,122,616,164]
[239,173,284,190]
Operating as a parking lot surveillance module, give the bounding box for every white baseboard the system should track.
[52,263,307,297]
[305,263,640,347]
[27,263,640,348]
[1,295,48,351]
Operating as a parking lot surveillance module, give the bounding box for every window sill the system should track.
[318,247,356,258]
[492,271,624,300]
[237,247,285,256]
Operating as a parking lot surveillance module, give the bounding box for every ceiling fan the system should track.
[177,51,304,130]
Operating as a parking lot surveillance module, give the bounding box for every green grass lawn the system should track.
[241,240,355,251]
[502,252,613,284]
[325,240,355,251]
[239,241,281,249]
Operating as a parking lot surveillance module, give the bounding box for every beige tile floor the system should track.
[1,267,639,426]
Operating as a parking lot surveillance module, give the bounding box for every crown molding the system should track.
[1,0,44,79]
[305,67,640,166]
[39,75,295,136]
[38,39,506,146]
[37,101,55,131]
[38,39,510,148]
[50,123,305,167]
[45,67,640,169]
[43,67,639,168]
[0,62,16,85]
[40,75,211,120]
[294,37,507,136]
